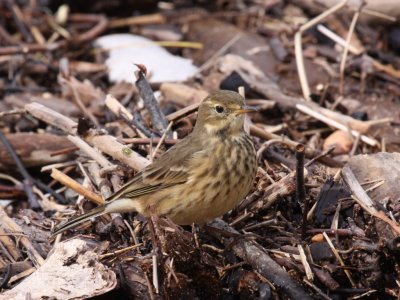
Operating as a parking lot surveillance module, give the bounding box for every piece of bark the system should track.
[0,133,75,170]
[135,70,168,135]
[0,239,117,300]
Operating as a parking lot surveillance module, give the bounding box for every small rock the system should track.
[323,130,353,155]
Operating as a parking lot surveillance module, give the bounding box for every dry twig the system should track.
[294,0,349,100]
[25,102,150,171]
[51,168,104,205]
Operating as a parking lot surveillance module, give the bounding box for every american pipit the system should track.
[53,90,257,235]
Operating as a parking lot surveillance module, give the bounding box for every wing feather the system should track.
[106,134,202,202]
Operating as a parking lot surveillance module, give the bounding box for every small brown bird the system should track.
[52,90,257,236]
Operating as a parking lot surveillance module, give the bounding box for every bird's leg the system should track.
[148,204,159,223]
[146,204,162,294]
[147,205,160,253]
[147,205,169,277]
[192,223,201,249]
[148,204,166,250]
[147,204,166,293]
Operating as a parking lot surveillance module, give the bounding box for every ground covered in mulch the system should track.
[0,0,400,299]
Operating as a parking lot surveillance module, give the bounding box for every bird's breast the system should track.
[166,134,257,224]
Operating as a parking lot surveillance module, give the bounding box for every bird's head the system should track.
[194,90,256,137]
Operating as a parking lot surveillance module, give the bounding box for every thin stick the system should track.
[298,245,313,281]
[296,104,378,146]
[339,2,364,95]
[323,232,356,287]
[41,161,78,172]
[123,137,179,145]
[0,109,25,118]
[294,33,310,100]
[166,103,199,122]
[69,79,100,127]
[25,102,77,134]
[301,0,349,32]
[35,179,69,205]
[51,168,104,205]
[99,243,142,259]
[143,270,156,300]
[109,13,165,28]
[97,41,203,51]
[317,24,362,55]
[105,94,149,138]
[8,267,36,284]
[349,133,361,156]
[294,0,348,100]
[362,8,396,22]
[303,278,331,300]
[196,33,242,74]
[296,144,307,239]
[0,42,62,56]
[85,134,150,171]
[151,121,173,160]
[123,220,141,254]
[152,254,159,294]
[5,0,33,42]
[364,180,384,193]
[50,146,79,157]
[67,135,113,168]
[305,146,336,167]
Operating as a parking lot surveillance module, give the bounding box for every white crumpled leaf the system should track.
[0,239,117,300]
[94,34,198,83]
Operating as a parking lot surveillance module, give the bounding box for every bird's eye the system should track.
[215,105,224,113]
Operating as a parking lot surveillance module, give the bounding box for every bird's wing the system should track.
[106,135,201,202]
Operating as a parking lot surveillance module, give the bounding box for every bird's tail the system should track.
[51,205,107,237]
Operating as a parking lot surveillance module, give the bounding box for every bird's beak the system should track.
[235,106,258,115]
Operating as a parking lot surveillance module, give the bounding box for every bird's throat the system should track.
[203,121,243,140]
